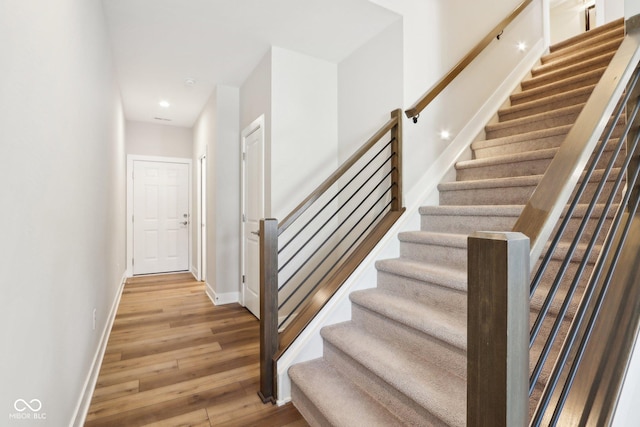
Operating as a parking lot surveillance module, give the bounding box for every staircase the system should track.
[289,19,625,426]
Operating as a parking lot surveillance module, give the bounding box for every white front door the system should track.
[242,119,265,319]
[133,160,189,275]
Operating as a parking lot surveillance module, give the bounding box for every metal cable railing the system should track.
[530,73,640,425]
[468,24,640,426]
[258,109,404,403]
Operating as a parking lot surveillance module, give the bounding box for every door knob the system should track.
[180,221,188,226]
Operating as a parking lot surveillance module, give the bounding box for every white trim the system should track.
[275,38,546,404]
[126,155,193,277]
[205,281,240,306]
[196,151,207,282]
[240,115,265,310]
[70,271,127,426]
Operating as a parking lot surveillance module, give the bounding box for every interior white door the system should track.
[242,123,264,319]
[133,160,189,275]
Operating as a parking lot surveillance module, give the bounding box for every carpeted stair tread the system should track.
[439,173,542,191]
[549,17,624,53]
[321,323,466,426]
[535,38,623,74]
[498,84,595,121]
[375,258,467,292]
[485,103,585,139]
[289,359,404,427]
[530,51,615,84]
[350,288,467,351]
[471,123,625,159]
[545,23,624,60]
[398,230,467,247]
[456,140,622,181]
[515,67,606,104]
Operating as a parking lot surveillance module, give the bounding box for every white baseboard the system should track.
[191,266,200,281]
[71,271,127,427]
[205,281,239,306]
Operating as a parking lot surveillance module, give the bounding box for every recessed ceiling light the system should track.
[184,78,196,86]
[159,100,170,108]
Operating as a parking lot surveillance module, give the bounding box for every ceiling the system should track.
[102,0,400,127]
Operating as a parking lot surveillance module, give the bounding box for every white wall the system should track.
[241,51,273,216]
[368,0,545,208]
[338,19,403,162]
[193,86,241,304]
[550,0,590,44]
[0,0,126,425]
[271,47,339,219]
[126,121,193,158]
[626,0,640,17]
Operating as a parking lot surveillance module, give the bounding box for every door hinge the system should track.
[242,152,246,161]
[132,258,135,266]
[132,215,134,223]
[242,213,246,222]
[242,275,245,283]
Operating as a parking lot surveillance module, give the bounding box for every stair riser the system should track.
[400,241,467,270]
[420,212,611,243]
[550,20,623,53]
[486,109,581,140]
[544,28,623,62]
[421,214,517,234]
[531,52,614,85]
[473,132,568,159]
[499,89,592,122]
[322,340,448,426]
[457,148,623,181]
[473,123,626,158]
[514,71,604,105]
[439,179,618,206]
[351,305,467,378]
[290,384,333,427]
[376,270,467,317]
[535,39,622,73]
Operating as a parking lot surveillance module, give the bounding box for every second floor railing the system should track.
[258,109,405,403]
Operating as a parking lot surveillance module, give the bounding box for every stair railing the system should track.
[468,20,640,426]
[258,109,405,403]
[405,0,534,122]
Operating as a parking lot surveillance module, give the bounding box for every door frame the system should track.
[126,155,193,277]
[240,115,266,311]
[197,151,207,282]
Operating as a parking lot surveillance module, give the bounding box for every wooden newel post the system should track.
[467,232,530,427]
[258,218,279,404]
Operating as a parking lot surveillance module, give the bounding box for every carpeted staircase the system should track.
[289,19,625,426]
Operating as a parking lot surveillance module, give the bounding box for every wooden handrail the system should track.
[512,30,640,265]
[278,109,402,235]
[405,0,534,121]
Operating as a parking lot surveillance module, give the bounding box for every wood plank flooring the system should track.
[86,273,308,426]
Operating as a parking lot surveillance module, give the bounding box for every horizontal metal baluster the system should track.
[278,140,393,254]
[529,97,640,392]
[279,191,394,328]
[550,188,640,426]
[278,152,393,274]
[532,113,640,425]
[278,172,393,309]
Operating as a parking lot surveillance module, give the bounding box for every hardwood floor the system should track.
[86,273,308,426]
